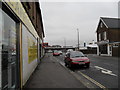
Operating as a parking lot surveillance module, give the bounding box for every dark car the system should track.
[53,50,61,56]
[64,51,90,68]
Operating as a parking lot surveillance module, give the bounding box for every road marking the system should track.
[58,60,107,89]
[53,56,107,89]
[78,71,107,89]
[94,66,117,77]
[70,71,97,88]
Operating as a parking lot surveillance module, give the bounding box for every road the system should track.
[54,53,118,88]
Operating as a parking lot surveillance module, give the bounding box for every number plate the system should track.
[79,63,85,65]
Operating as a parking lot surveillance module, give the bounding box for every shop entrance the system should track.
[100,44,107,54]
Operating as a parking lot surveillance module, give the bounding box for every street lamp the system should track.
[77,28,80,50]
[64,38,66,52]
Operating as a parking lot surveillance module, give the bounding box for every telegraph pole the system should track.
[64,38,66,52]
[77,28,79,50]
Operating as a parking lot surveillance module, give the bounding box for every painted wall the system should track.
[22,25,38,86]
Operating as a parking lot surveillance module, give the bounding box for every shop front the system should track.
[97,40,119,56]
[97,40,112,56]
[0,4,20,88]
[0,1,43,89]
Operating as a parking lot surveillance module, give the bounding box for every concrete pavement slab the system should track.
[24,53,87,88]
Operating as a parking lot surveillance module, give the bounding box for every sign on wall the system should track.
[27,36,37,64]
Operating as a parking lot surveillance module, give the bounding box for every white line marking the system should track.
[94,66,117,77]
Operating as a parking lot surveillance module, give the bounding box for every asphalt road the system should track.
[54,53,118,88]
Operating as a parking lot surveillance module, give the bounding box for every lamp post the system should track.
[77,28,79,50]
[64,38,66,52]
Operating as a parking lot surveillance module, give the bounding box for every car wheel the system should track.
[68,63,72,68]
[65,62,67,66]
[86,63,90,68]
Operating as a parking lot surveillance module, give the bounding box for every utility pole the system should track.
[77,28,79,50]
[64,38,66,52]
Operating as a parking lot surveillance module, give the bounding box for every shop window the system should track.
[99,33,101,41]
[1,8,17,88]
[104,31,107,40]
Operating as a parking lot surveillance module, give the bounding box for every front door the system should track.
[1,8,17,89]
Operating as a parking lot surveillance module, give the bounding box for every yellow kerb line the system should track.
[78,71,108,90]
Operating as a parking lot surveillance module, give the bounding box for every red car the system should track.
[53,50,60,56]
[64,51,90,68]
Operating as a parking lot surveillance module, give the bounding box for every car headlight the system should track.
[84,59,90,62]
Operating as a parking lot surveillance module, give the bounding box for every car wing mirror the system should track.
[65,55,68,58]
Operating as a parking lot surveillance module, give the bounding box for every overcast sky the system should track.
[40,0,119,47]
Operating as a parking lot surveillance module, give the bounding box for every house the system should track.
[52,45,61,48]
[79,42,98,54]
[96,17,120,57]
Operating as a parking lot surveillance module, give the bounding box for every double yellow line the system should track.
[78,71,107,90]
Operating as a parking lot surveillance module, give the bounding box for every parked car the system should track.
[64,51,90,68]
[67,49,73,52]
[53,50,61,56]
[47,50,52,53]
[58,51,62,55]
[65,49,73,55]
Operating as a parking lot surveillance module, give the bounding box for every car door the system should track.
[67,53,71,63]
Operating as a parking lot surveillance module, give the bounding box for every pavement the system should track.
[24,53,87,88]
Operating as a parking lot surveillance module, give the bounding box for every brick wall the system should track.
[22,2,44,39]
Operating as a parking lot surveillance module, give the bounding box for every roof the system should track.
[100,17,120,29]
[36,2,45,38]
[86,44,98,48]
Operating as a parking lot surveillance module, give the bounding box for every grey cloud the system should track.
[41,2,118,46]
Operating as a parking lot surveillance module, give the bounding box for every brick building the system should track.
[96,17,120,57]
[22,2,45,39]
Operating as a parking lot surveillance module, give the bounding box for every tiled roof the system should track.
[101,17,120,29]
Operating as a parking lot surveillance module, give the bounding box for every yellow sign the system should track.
[27,37,37,64]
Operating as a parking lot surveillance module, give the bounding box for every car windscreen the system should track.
[70,52,85,58]
[54,50,59,53]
